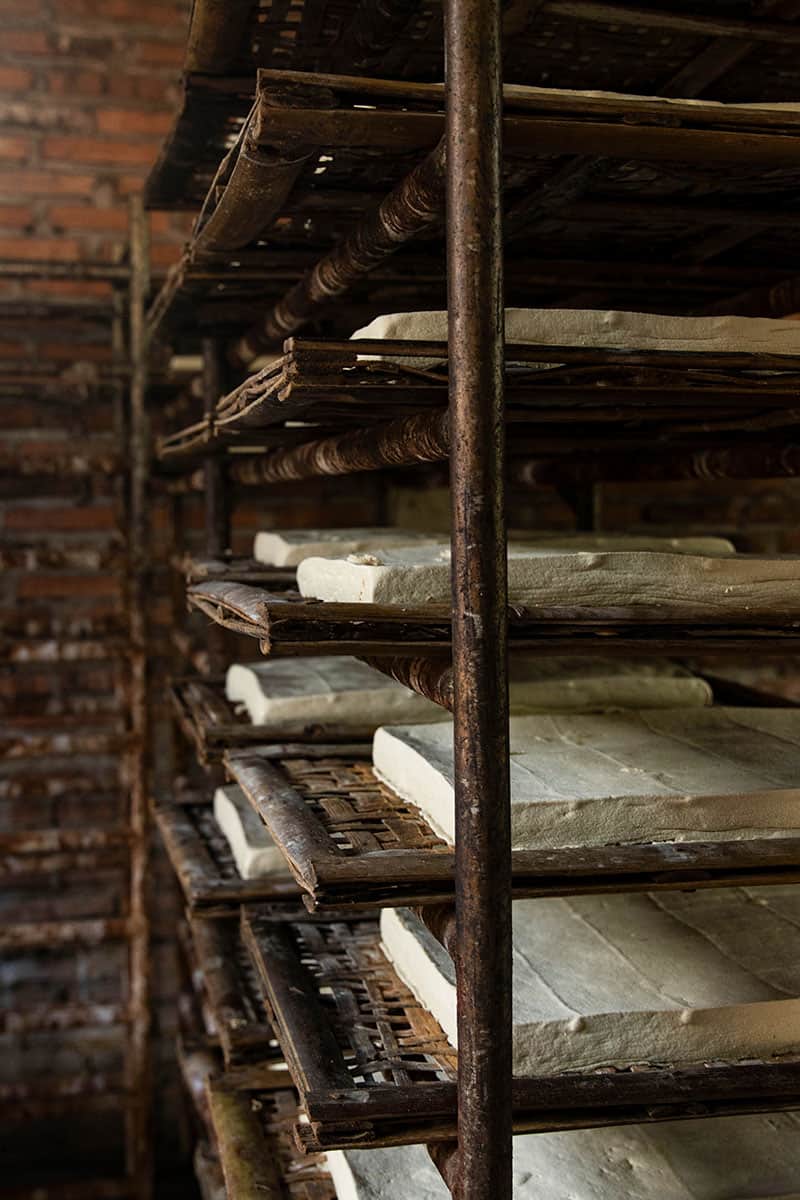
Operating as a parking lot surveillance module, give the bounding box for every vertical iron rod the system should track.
[127,194,153,1200]
[445,0,512,1195]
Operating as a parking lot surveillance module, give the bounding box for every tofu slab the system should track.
[327,1111,800,1199]
[225,655,444,730]
[381,888,800,1074]
[212,785,289,879]
[507,656,712,713]
[372,708,800,847]
[296,541,800,611]
[351,307,800,368]
[225,655,709,730]
[252,527,439,567]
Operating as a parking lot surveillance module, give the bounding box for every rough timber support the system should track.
[445,0,512,1194]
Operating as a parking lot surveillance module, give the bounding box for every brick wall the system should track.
[0,0,192,310]
[0,2,196,1189]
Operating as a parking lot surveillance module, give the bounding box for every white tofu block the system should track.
[351,307,800,369]
[327,1111,800,1200]
[506,656,712,712]
[380,886,800,1075]
[296,540,800,611]
[252,527,439,567]
[372,708,800,847]
[212,785,289,879]
[225,655,444,730]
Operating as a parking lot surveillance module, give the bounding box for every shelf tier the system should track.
[145,1,800,213]
[157,336,800,465]
[226,748,800,909]
[187,583,800,658]
[148,72,800,347]
[155,801,300,915]
[241,906,800,1152]
[173,555,296,588]
[208,1085,335,1200]
[186,916,279,1066]
[170,675,376,765]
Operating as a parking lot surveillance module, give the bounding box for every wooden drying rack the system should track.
[137,0,800,1196]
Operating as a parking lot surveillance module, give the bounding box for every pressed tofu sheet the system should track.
[372,708,800,847]
[380,889,800,1075]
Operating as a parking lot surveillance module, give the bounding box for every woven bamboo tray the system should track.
[155,801,300,915]
[241,906,800,1151]
[170,676,374,766]
[156,337,800,462]
[226,749,800,909]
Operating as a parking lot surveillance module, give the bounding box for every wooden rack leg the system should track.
[445,0,512,1195]
[127,194,153,1200]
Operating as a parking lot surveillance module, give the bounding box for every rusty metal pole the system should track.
[445,0,511,1194]
[127,194,153,1200]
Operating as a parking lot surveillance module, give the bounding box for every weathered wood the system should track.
[155,803,299,913]
[186,582,800,657]
[540,1,800,43]
[207,1085,335,1200]
[206,1087,286,1199]
[243,911,800,1151]
[228,409,449,482]
[241,910,354,1096]
[189,916,277,1064]
[224,750,800,909]
[171,676,374,765]
[231,141,446,364]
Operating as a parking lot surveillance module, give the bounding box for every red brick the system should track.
[5,505,117,532]
[0,135,29,161]
[41,342,114,362]
[0,170,96,196]
[43,135,156,165]
[3,29,48,53]
[49,204,129,232]
[0,205,32,228]
[0,66,32,90]
[18,574,122,599]
[136,39,184,67]
[48,69,105,97]
[97,108,172,136]
[150,242,183,267]
[30,279,112,299]
[116,174,144,196]
[0,236,80,261]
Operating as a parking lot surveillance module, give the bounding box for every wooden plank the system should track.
[187,582,800,657]
[155,804,300,912]
[241,911,354,1097]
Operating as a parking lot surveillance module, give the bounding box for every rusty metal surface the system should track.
[445,0,511,1194]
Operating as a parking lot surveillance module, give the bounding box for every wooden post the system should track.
[445,0,512,1195]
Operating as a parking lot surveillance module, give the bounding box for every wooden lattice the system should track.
[282,758,447,857]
